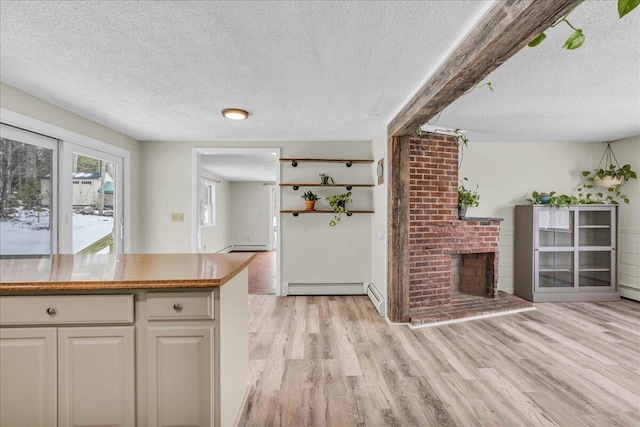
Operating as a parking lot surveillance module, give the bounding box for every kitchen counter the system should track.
[0,252,255,427]
[0,252,256,291]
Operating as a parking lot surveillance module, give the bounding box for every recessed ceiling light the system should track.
[221,108,249,120]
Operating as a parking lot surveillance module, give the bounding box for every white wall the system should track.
[230,182,270,250]
[459,141,595,293]
[199,171,232,253]
[0,83,142,252]
[370,127,387,314]
[610,136,640,301]
[139,140,372,292]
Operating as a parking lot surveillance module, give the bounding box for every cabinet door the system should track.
[577,208,616,289]
[0,328,57,427]
[57,326,135,427]
[535,208,575,290]
[146,326,213,427]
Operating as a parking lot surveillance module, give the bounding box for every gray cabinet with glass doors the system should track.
[514,205,619,302]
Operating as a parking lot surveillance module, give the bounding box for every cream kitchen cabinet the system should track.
[58,326,135,427]
[0,294,135,427]
[1,253,253,427]
[0,328,57,427]
[145,326,213,426]
[138,291,215,427]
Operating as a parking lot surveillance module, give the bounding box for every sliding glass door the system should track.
[61,143,124,254]
[0,125,58,255]
[0,125,125,255]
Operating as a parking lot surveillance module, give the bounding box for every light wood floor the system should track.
[240,295,640,427]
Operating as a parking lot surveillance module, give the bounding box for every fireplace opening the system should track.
[451,252,496,298]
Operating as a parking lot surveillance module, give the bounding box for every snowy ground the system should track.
[1,208,113,255]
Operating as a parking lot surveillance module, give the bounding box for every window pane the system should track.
[72,154,115,254]
[201,181,216,226]
[0,138,53,255]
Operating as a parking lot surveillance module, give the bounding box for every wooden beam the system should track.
[388,0,582,137]
[387,135,411,323]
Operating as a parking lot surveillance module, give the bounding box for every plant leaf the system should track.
[528,32,547,47]
[619,0,640,18]
[563,29,585,50]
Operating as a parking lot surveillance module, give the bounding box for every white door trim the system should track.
[192,147,281,296]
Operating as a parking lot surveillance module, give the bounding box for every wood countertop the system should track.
[0,253,256,292]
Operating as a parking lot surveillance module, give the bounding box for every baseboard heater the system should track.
[284,282,367,296]
[215,245,233,253]
[231,245,268,251]
[366,282,385,316]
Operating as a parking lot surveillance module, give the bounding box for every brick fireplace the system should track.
[406,133,502,312]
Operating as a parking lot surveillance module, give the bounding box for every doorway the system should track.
[61,143,124,254]
[193,147,281,295]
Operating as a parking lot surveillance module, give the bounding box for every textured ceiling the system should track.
[0,1,638,145]
[431,0,640,143]
[0,0,489,142]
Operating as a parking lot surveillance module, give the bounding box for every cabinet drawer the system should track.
[0,295,134,326]
[146,292,214,320]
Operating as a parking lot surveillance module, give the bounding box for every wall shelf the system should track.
[281,209,374,217]
[280,183,374,191]
[279,158,374,167]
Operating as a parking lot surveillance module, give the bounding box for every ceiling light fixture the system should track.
[221,108,249,120]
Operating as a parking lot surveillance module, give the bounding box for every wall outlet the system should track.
[171,212,184,222]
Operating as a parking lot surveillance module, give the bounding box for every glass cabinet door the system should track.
[578,251,612,287]
[538,209,573,247]
[578,209,612,247]
[538,251,574,288]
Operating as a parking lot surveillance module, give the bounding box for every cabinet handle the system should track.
[173,303,183,312]
[46,307,56,316]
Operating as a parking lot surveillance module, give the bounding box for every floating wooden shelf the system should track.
[280,158,374,167]
[280,209,374,217]
[280,183,374,190]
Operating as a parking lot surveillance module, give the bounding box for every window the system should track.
[201,179,216,226]
[1,123,127,254]
[1,125,57,255]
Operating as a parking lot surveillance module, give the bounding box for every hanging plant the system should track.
[578,143,637,204]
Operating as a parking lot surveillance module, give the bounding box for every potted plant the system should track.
[458,178,479,218]
[526,191,578,207]
[582,163,637,188]
[301,190,319,211]
[578,163,637,205]
[326,191,352,226]
[319,173,334,186]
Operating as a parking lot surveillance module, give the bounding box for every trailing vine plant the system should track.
[528,0,639,50]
